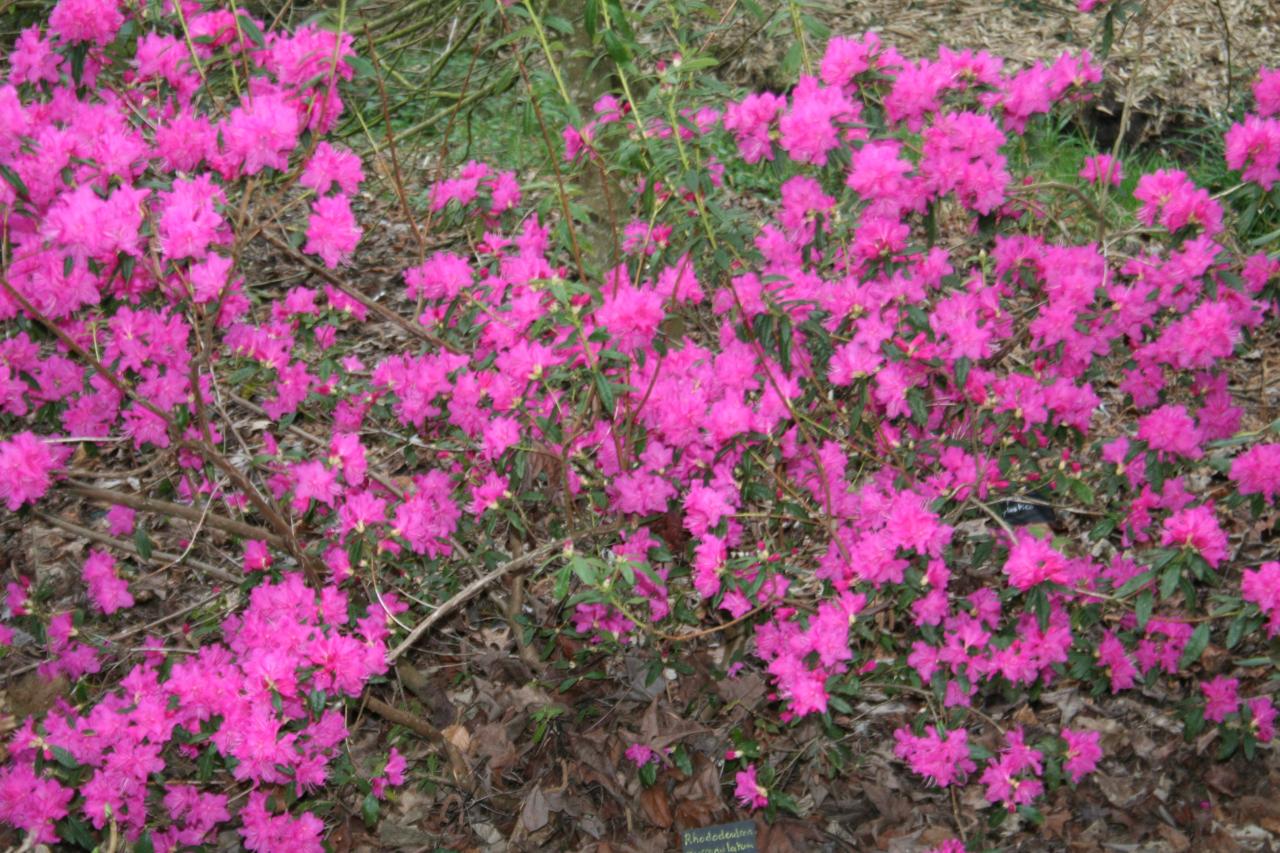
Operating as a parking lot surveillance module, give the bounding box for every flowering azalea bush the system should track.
[0,0,1278,848]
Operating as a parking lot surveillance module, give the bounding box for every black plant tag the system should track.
[1000,494,1058,527]
[682,820,758,852]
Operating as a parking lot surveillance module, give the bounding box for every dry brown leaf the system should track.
[638,785,673,829]
[521,784,550,833]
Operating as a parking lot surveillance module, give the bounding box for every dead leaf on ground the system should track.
[639,784,673,828]
[521,784,550,832]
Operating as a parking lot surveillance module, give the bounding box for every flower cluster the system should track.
[1,0,1277,844]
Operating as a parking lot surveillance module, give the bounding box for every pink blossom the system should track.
[0,431,67,510]
[1230,444,1280,503]
[1201,675,1239,723]
[304,194,361,268]
[244,540,272,573]
[597,284,664,353]
[83,549,134,614]
[1242,562,1280,637]
[734,764,769,809]
[49,0,123,45]
[625,743,657,766]
[1079,153,1123,186]
[893,725,975,787]
[1137,404,1204,460]
[1003,532,1068,591]
[8,26,62,86]
[222,89,301,175]
[238,791,324,853]
[1160,504,1228,568]
[1255,67,1280,117]
[300,142,364,195]
[0,764,74,844]
[1061,728,1102,782]
[1249,696,1276,742]
[1224,115,1280,190]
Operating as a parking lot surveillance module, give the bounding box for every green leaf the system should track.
[0,164,30,200]
[345,55,376,80]
[1088,516,1116,542]
[1135,591,1153,630]
[57,816,98,849]
[569,556,598,587]
[592,370,615,413]
[235,13,266,48]
[1225,614,1246,650]
[602,30,631,65]
[677,55,720,73]
[554,566,571,600]
[361,793,379,827]
[1067,478,1095,506]
[51,745,81,769]
[1179,623,1211,669]
[134,527,153,560]
[1159,562,1181,601]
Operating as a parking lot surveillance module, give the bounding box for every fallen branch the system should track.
[34,510,243,585]
[387,524,623,663]
[62,484,285,549]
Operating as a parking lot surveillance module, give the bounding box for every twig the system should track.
[362,693,444,743]
[387,524,623,662]
[260,231,462,355]
[33,510,242,585]
[62,484,285,549]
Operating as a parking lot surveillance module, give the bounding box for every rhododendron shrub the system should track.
[1,0,1278,846]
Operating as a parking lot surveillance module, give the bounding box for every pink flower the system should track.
[894,725,975,787]
[597,284,664,353]
[1255,67,1280,117]
[8,25,62,86]
[404,252,472,302]
[1242,562,1280,636]
[778,76,858,165]
[49,0,124,45]
[1061,728,1102,782]
[1224,115,1280,190]
[105,504,136,536]
[1003,532,1068,591]
[300,142,364,195]
[625,743,657,766]
[734,764,769,809]
[1097,630,1137,693]
[83,549,133,615]
[291,460,341,512]
[238,791,325,853]
[723,92,784,163]
[1249,696,1276,742]
[392,471,459,558]
[0,764,74,844]
[0,431,67,510]
[1231,443,1280,503]
[305,194,361,268]
[1201,675,1239,723]
[928,842,968,853]
[1137,404,1204,460]
[222,90,301,176]
[244,540,273,573]
[1160,504,1228,568]
[1079,153,1123,186]
[1133,169,1223,235]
